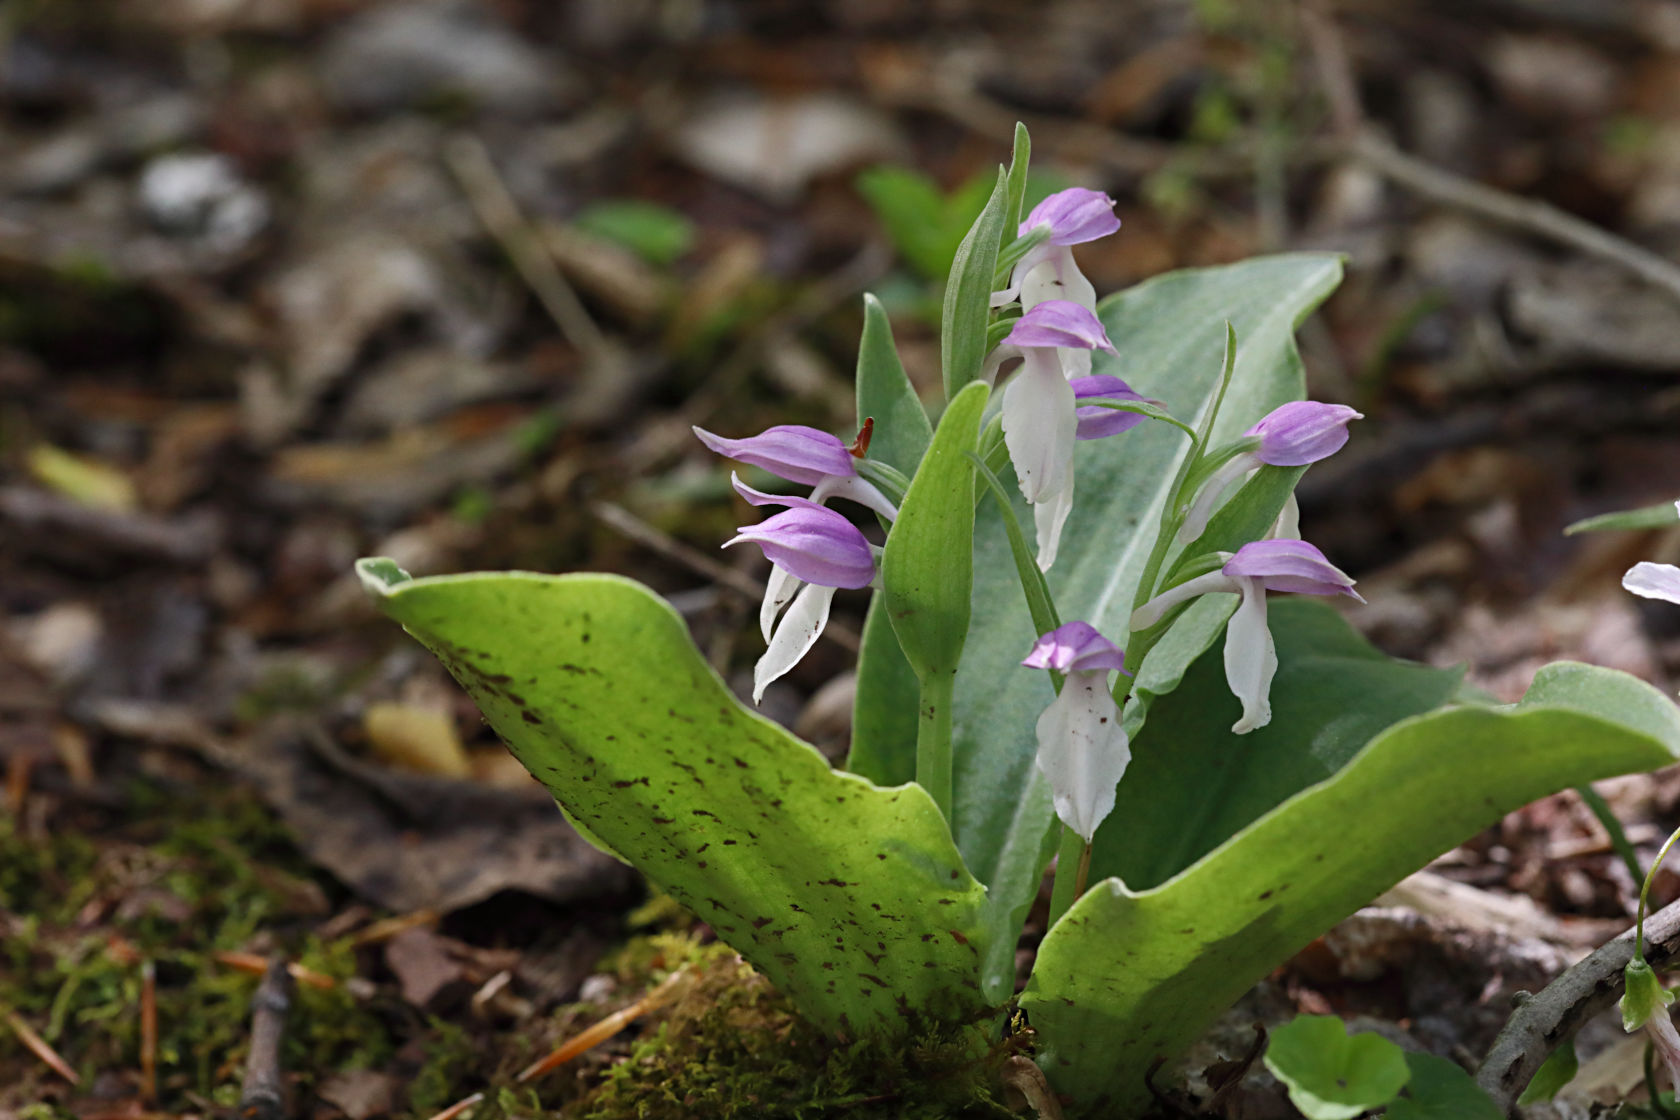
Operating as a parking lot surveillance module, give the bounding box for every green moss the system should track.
[566,936,1018,1120]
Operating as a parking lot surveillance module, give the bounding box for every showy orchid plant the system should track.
[355,126,1680,1117]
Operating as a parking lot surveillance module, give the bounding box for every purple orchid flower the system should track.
[993,187,1121,316]
[1178,401,1362,544]
[1071,375,1150,440]
[724,475,878,703]
[991,300,1118,572]
[693,423,898,522]
[1132,539,1362,734]
[1021,621,1131,842]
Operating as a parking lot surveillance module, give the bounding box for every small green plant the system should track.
[358,125,1680,1116]
[572,200,695,265]
[1263,1015,1501,1119]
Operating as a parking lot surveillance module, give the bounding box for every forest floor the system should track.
[5,1,1680,1117]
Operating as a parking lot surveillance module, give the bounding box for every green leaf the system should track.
[950,255,1345,1004]
[969,453,1060,641]
[1389,1053,1504,1120]
[1098,600,1464,890]
[940,168,1009,399]
[846,596,919,786]
[1262,1015,1411,1120]
[854,293,933,478]
[572,199,695,265]
[1565,499,1680,535]
[883,381,988,681]
[1019,657,1680,1112]
[1002,122,1031,250]
[356,563,992,1036]
[883,382,988,817]
[1516,1038,1578,1106]
[855,167,995,282]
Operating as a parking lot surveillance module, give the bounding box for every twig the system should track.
[237,958,295,1120]
[444,133,607,357]
[343,908,441,948]
[591,500,770,606]
[1300,2,1680,308]
[3,1008,79,1085]
[215,949,336,991]
[1351,132,1680,307]
[423,1091,484,1120]
[139,959,157,1103]
[515,967,692,1083]
[1476,897,1680,1110]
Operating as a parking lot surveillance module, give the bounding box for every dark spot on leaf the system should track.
[947,930,968,946]
[1257,890,1273,901]
[521,710,542,725]
[752,917,772,929]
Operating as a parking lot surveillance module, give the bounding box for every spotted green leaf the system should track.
[355,563,991,1037]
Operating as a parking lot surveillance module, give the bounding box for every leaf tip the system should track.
[356,557,413,598]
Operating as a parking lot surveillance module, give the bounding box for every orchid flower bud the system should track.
[694,423,898,521]
[1071,375,1149,440]
[1022,621,1132,842]
[1131,539,1362,734]
[1622,956,1680,1089]
[1177,401,1362,545]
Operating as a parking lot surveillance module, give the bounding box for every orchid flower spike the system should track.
[1132,539,1363,734]
[1177,401,1362,544]
[1622,956,1680,1090]
[993,187,1121,317]
[693,423,898,522]
[993,300,1118,571]
[725,476,877,703]
[1021,621,1132,842]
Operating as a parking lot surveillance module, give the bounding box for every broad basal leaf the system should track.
[357,563,991,1037]
[1020,657,1680,1114]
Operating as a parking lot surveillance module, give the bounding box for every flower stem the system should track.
[1047,824,1089,929]
[916,673,955,822]
[1640,823,1680,960]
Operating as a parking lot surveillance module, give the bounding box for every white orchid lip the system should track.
[1625,561,1680,606]
[1022,620,1131,842]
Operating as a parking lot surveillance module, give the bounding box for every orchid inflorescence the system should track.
[698,184,1365,844]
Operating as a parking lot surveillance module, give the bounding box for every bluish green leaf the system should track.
[1002,122,1031,250]
[1389,1053,1504,1120]
[854,293,932,478]
[572,199,695,265]
[1262,1015,1411,1120]
[1565,500,1680,535]
[1020,658,1680,1112]
[883,382,988,817]
[356,562,992,1036]
[940,168,1009,399]
[1516,1038,1578,1106]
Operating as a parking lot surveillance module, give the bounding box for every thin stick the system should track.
[237,958,295,1120]
[344,908,441,948]
[1477,898,1680,1110]
[1073,841,1093,902]
[515,968,690,1083]
[214,950,337,991]
[1352,133,1680,306]
[3,1008,79,1084]
[1301,2,1680,307]
[444,133,607,356]
[139,959,157,1103]
[423,1091,484,1120]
